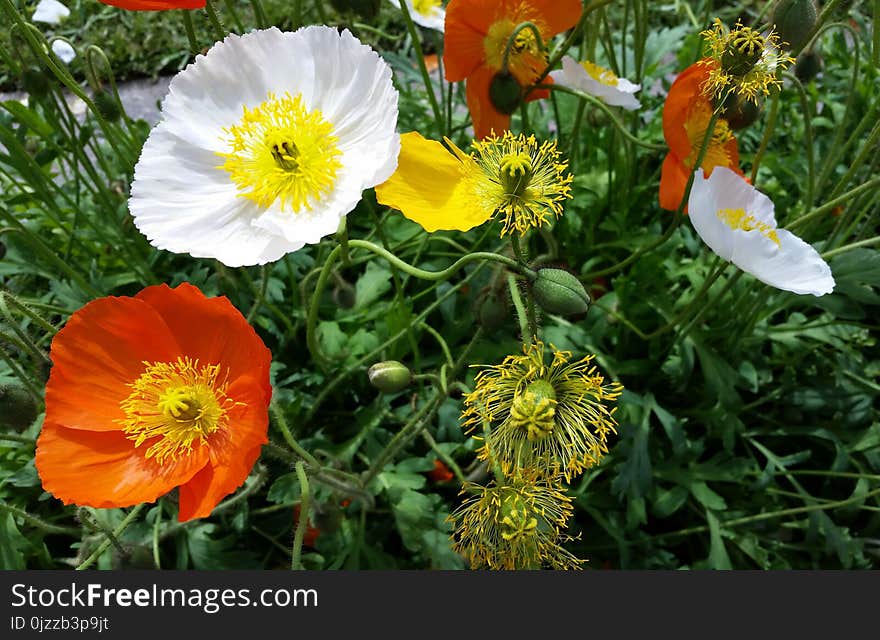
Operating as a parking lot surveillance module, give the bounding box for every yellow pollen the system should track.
[581,61,619,87]
[717,208,780,244]
[684,102,734,173]
[217,92,342,212]
[118,357,237,465]
[412,0,441,16]
[483,18,546,83]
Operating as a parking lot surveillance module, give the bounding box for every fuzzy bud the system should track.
[489,71,522,115]
[21,68,50,99]
[772,0,817,51]
[794,49,823,82]
[530,268,590,316]
[474,287,509,331]
[367,360,412,394]
[718,91,763,130]
[0,385,38,431]
[92,90,122,122]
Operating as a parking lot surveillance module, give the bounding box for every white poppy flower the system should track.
[51,40,76,64]
[388,0,445,32]
[549,55,641,110]
[130,26,400,267]
[688,166,834,296]
[32,0,69,24]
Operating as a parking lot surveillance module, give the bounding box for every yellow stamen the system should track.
[118,357,237,465]
[684,101,734,173]
[217,92,342,212]
[717,207,780,244]
[581,61,619,87]
[412,0,441,16]
[483,19,545,83]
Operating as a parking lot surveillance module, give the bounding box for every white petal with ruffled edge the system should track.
[32,0,69,24]
[688,167,834,296]
[388,0,445,32]
[129,26,400,267]
[549,56,641,110]
[51,40,76,64]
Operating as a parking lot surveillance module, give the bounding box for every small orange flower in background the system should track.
[36,283,272,522]
[444,0,582,139]
[293,504,321,548]
[659,60,743,212]
[97,0,205,10]
[427,459,454,483]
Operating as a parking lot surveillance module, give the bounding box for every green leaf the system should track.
[266,472,301,504]
[355,261,393,310]
[706,511,732,570]
[652,485,689,518]
[690,481,727,511]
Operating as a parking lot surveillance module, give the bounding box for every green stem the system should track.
[270,400,321,469]
[291,461,310,570]
[786,177,880,231]
[508,273,530,340]
[396,0,444,136]
[821,236,880,259]
[750,94,780,184]
[203,0,226,42]
[0,502,80,536]
[76,504,145,570]
[182,10,200,53]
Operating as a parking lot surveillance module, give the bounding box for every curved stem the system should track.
[291,461,310,570]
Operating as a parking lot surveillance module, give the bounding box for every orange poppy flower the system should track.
[98,0,205,10]
[36,283,272,522]
[444,0,582,139]
[659,59,743,212]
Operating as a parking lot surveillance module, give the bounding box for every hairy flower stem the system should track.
[76,504,145,571]
[291,462,310,570]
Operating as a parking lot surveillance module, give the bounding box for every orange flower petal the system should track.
[525,0,582,36]
[659,152,690,212]
[663,61,712,159]
[177,376,269,521]
[36,425,208,509]
[44,296,180,432]
[467,65,512,139]
[135,283,273,404]
[444,0,503,81]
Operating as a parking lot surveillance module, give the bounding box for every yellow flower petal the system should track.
[374,132,492,233]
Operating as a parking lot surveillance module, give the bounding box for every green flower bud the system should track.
[0,385,38,431]
[720,25,766,76]
[332,280,357,310]
[772,0,817,51]
[530,268,590,316]
[92,90,122,122]
[489,71,522,115]
[474,287,509,331]
[718,91,763,130]
[794,49,823,83]
[367,360,412,393]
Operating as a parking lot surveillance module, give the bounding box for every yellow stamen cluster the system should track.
[468,132,573,236]
[684,101,735,172]
[448,468,583,570]
[412,0,441,16]
[463,342,623,481]
[699,19,794,103]
[118,357,236,465]
[717,207,781,244]
[218,91,342,211]
[581,60,619,87]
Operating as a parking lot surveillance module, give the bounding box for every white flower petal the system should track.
[32,0,69,24]
[688,166,834,296]
[388,0,446,32]
[550,55,641,110]
[51,40,76,64]
[129,26,400,267]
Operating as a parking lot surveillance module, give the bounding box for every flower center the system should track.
[581,60,619,87]
[412,0,441,16]
[716,207,780,244]
[469,132,573,236]
[218,92,342,212]
[118,357,235,465]
[721,26,766,76]
[499,492,539,542]
[483,18,546,83]
[509,380,557,441]
[684,101,734,173]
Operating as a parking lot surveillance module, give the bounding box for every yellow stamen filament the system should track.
[119,357,237,465]
[717,207,780,244]
[218,92,342,212]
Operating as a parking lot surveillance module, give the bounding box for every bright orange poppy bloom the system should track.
[98,0,205,10]
[659,59,743,212]
[444,0,582,139]
[36,283,272,522]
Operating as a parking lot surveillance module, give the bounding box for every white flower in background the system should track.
[549,55,641,110]
[50,40,76,64]
[388,0,445,32]
[688,166,834,296]
[130,26,400,267]
[32,0,69,24]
